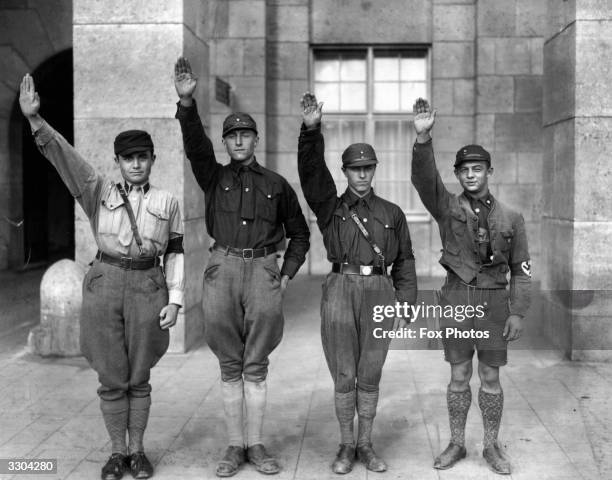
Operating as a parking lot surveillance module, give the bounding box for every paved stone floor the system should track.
[0,270,611,479]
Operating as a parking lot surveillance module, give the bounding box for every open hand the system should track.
[174,57,197,101]
[19,74,41,118]
[300,92,323,128]
[413,97,436,138]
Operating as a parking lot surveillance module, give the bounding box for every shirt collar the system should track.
[124,182,150,195]
[464,191,494,209]
[229,158,263,174]
[343,188,376,210]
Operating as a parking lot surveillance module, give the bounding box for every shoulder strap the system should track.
[115,183,144,256]
[343,201,385,267]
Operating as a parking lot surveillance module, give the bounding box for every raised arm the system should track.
[19,74,103,218]
[410,97,452,220]
[297,92,338,230]
[173,56,222,193]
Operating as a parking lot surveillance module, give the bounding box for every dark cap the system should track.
[114,130,154,156]
[342,143,378,168]
[455,144,491,168]
[222,112,258,137]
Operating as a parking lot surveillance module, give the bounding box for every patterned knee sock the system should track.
[222,379,245,447]
[334,390,356,445]
[128,395,151,453]
[356,389,379,447]
[244,380,267,447]
[100,397,129,455]
[479,388,504,448]
[447,386,472,447]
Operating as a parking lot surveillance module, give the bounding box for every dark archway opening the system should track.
[20,49,74,266]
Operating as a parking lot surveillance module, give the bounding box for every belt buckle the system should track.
[360,265,373,276]
[120,256,133,269]
[242,248,254,259]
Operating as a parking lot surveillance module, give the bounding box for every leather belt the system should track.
[332,263,386,276]
[95,250,160,270]
[213,243,276,259]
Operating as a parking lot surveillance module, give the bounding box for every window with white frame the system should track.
[312,47,430,220]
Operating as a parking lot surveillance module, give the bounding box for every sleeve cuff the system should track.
[174,100,199,121]
[280,258,300,279]
[413,138,433,150]
[168,289,184,308]
[33,121,55,147]
[299,123,322,138]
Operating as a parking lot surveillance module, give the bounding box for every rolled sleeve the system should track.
[164,252,184,307]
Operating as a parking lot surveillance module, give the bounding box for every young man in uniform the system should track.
[298,92,417,474]
[19,74,184,480]
[173,58,310,477]
[411,98,531,475]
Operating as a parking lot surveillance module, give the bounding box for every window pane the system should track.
[400,57,427,81]
[400,82,427,111]
[340,120,366,146]
[374,82,400,111]
[314,59,339,81]
[340,83,366,111]
[374,57,399,81]
[340,59,366,81]
[374,121,402,151]
[314,82,340,111]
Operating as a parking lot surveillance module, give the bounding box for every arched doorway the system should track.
[14,49,74,268]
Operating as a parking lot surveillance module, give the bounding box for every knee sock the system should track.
[100,397,129,455]
[447,386,472,447]
[244,380,267,447]
[334,390,356,445]
[222,379,245,447]
[356,388,379,447]
[128,395,151,453]
[479,387,504,448]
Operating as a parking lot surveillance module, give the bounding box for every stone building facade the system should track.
[1,0,610,357]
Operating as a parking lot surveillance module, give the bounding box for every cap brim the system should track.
[344,159,378,168]
[116,146,153,156]
[222,126,258,137]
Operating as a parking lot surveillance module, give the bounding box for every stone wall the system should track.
[0,0,73,270]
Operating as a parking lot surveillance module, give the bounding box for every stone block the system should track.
[546,119,575,220]
[453,79,474,115]
[199,0,229,39]
[0,10,54,71]
[546,0,576,40]
[540,218,574,291]
[433,151,458,184]
[431,115,474,152]
[543,26,575,125]
[311,0,431,43]
[290,80,309,115]
[477,0,516,37]
[267,80,292,116]
[228,0,266,38]
[475,114,495,146]
[268,5,309,42]
[575,20,612,117]
[432,79,454,115]
[74,0,182,24]
[267,115,302,153]
[214,39,244,76]
[530,38,544,75]
[0,82,17,120]
[494,113,543,152]
[433,42,475,78]
[267,152,298,183]
[574,117,612,221]
[267,42,309,80]
[477,38,496,75]
[490,152,518,184]
[495,38,532,75]
[243,39,266,76]
[0,47,33,92]
[515,76,543,113]
[576,0,612,20]
[28,259,84,357]
[517,152,544,183]
[433,4,475,41]
[231,76,266,114]
[182,161,206,221]
[409,222,432,276]
[477,76,514,113]
[74,24,183,118]
[573,222,612,289]
[497,184,541,221]
[516,0,547,36]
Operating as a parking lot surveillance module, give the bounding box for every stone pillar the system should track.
[73,0,210,352]
[542,0,612,360]
[28,259,84,356]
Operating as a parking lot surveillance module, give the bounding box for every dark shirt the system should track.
[298,124,417,304]
[467,193,493,262]
[175,101,310,278]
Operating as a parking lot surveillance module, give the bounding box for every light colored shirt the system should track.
[34,121,184,306]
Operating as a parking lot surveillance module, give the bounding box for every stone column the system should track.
[73,0,210,352]
[542,0,612,360]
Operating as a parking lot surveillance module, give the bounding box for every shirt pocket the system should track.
[442,243,462,268]
[143,204,170,247]
[497,230,514,254]
[255,184,281,223]
[216,179,242,213]
[449,209,467,237]
[97,199,131,248]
